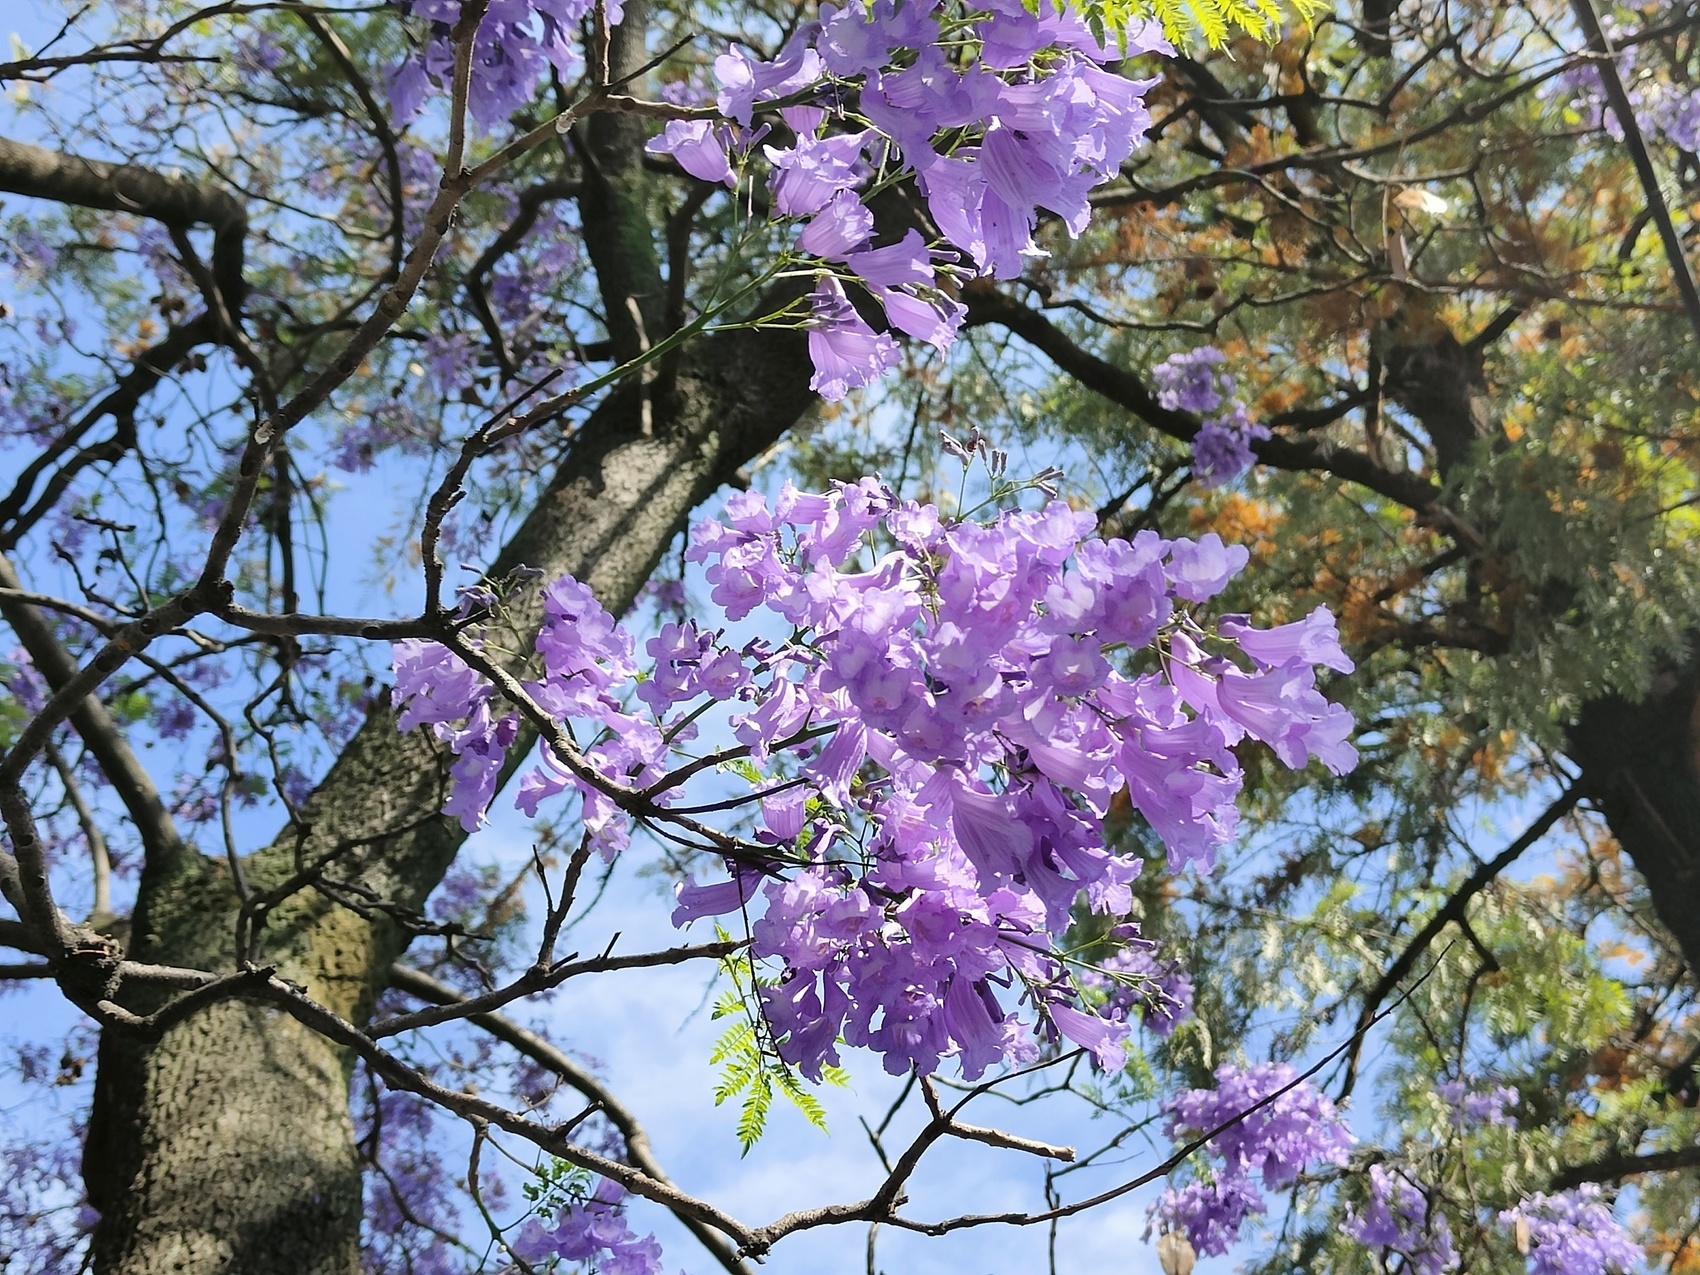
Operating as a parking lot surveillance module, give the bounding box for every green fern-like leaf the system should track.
[773,1067,831,1132]
[736,1071,773,1153]
[1072,0,1320,51]
[710,1021,755,1069]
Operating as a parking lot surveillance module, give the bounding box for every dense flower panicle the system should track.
[394,479,1359,1081]
[1498,1188,1642,1275]
[1346,1165,1458,1275]
[1155,1062,1354,1256]
[393,0,612,128]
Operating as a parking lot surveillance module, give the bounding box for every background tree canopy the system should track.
[1,0,1698,1272]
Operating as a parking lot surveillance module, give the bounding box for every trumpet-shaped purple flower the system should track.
[766,129,871,216]
[806,276,902,400]
[644,119,735,185]
[1219,606,1354,674]
[799,190,875,259]
[716,28,824,125]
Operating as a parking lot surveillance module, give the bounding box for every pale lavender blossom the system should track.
[806,276,901,401]
[645,119,736,185]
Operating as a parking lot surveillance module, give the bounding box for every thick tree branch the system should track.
[0,135,246,314]
[1571,0,1700,344]
[962,283,1443,512]
[1551,1146,1700,1189]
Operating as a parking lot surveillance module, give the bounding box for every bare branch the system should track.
[388,962,758,1275]
[1337,786,1582,1098]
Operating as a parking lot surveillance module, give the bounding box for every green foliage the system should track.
[708,939,847,1155]
[520,1159,597,1220]
[1050,0,1322,50]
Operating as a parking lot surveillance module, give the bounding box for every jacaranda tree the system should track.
[0,0,1695,1272]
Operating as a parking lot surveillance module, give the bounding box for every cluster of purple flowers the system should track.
[510,1178,663,1275]
[1152,347,1269,487]
[1436,1078,1518,1127]
[1346,1164,1457,1275]
[1153,1061,1354,1256]
[1548,30,1700,154]
[393,477,1357,1082]
[383,0,1199,406]
[1498,1188,1641,1275]
[645,1,1170,398]
[390,0,603,128]
[1075,926,1194,1038]
[3,646,46,714]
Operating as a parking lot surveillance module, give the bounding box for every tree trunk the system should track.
[84,326,815,1275]
[1566,647,1700,978]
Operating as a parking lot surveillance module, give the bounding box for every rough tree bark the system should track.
[82,327,817,1274]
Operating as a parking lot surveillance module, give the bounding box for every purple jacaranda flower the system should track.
[1077,933,1194,1038]
[672,867,758,925]
[513,1177,664,1274]
[1192,404,1270,486]
[1201,659,1358,774]
[807,275,901,400]
[1219,606,1354,674]
[1654,87,1700,151]
[818,0,938,77]
[1154,347,1228,415]
[782,103,828,137]
[715,28,824,125]
[645,118,735,185]
[400,458,1359,1084]
[944,975,1010,1080]
[1050,1001,1130,1071]
[1165,533,1250,602]
[234,32,286,73]
[878,287,965,350]
[1155,1062,1353,1255]
[1347,1165,1458,1275]
[799,190,875,259]
[978,124,1094,235]
[760,787,809,840]
[767,129,870,216]
[863,51,1000,162]
[844,229,934,288]
[1436,1080,1518,1127]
